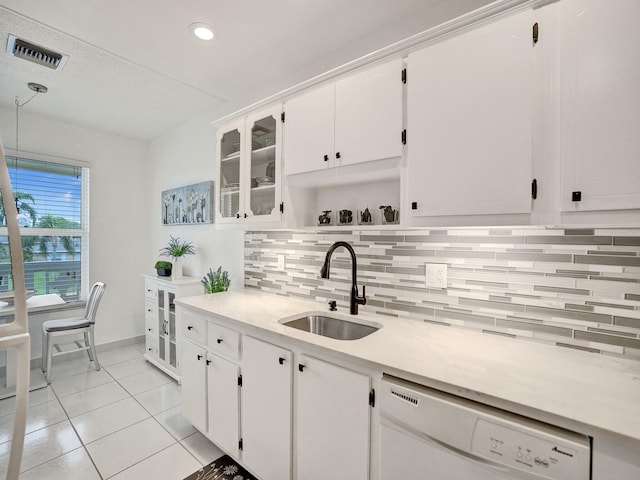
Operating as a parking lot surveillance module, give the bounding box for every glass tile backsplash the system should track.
[245,227,640,359]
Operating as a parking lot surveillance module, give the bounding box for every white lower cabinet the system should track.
[180,318,241,459]
[207,352,240,458]
[180,312,373,480]
[241,336,292,480]
[295,354,371,480]
[181,339,207,432]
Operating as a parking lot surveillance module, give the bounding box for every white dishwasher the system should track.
[380,376,591,480]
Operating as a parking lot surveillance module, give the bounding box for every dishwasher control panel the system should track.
[472,418,590,480]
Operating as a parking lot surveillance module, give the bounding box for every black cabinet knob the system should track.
[217,338,223,344]
[336,152,341,159]
[236,213,240,219]
[187,325,193,330]
[298,364,305,372]
[323,154,329,162]
[197,354,203,360]
[206,359,212,365]
[279,357,285,365]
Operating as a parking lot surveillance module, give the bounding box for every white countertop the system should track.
[176,288,640,442]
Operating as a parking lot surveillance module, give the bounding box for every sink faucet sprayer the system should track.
[320,241,366,315]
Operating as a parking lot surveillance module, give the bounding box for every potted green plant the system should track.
[154,260,172,277]
[159,235,195,279]
[201,266,231,293]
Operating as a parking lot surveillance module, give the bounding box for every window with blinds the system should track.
[0,155,88,302]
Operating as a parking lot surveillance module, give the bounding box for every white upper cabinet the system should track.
[216,105,283,224]
[559,0,640,212]
[407,9,534,217]
[284,59,403,176]
[283,84,335,176]
[334,59,404,167]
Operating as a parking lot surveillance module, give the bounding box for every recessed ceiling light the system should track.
[189,22,215,41]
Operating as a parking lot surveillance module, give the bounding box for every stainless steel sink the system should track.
[281,314,380,340]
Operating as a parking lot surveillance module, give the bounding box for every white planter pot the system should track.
[172,258,183,279]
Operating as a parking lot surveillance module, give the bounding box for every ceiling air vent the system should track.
[6,34,68,71]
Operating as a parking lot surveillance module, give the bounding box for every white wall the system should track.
[148,112,245,290]
[0,106,150,349]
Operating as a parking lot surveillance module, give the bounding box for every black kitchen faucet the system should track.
[320,241,367,315]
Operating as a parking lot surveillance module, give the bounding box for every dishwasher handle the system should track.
[383,417,514,476]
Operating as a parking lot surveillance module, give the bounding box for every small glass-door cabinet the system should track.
[245,107,282,222]
[216,105,283,224]
[143,275,201,382]
[217,120,244,221]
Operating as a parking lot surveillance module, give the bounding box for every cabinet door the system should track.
[246,106,283,222]
[560,0,640,211]
[181,340,207,433]
[283,83,335,175]
[334,59,403,167]
[207,353,240,457]
[217,119,245,222]
[295,355,370,480]
[407,9,534,217]
[156,287,169,366]
[241,336,292,480]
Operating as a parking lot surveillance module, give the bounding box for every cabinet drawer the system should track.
[144,282,157,300]
[145,316,155,336]
[145,335,157,356]
[182,309,208,345]
[208,322,240,361]
[145,300,155,320]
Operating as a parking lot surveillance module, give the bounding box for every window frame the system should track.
[1,149,90,303]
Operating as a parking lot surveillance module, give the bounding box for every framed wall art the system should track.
[162,181,213,225]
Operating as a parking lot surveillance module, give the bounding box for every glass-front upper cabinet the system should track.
[217,120,244,221]
[246,107,282,222]
[216,106,283,224]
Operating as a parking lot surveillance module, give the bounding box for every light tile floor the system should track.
[0,342,223,479]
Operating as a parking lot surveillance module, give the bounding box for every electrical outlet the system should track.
[277,254,285,271]
[425,263,447,288]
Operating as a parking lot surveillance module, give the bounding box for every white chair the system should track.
[41,282,106,384]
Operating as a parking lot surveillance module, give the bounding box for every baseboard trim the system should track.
[30,335,144,370]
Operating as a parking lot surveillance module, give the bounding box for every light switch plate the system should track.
[425,263,447,288]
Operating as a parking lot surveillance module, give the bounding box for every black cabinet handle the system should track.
[217,338,223,344]
[335,152,341,159]
[298,364,305,372]
[187,325,193,330]
[236,213,240,219]
[148,328,152,332]
[206,359,212,365]
[244,213,248,219]
[323,154,329,162]
[197,354,203,360]
[279,357,285,365]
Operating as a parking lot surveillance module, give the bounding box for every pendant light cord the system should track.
[14,92,39,214]
[14,91,39,154]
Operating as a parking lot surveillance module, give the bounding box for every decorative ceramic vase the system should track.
[172,258,183,279]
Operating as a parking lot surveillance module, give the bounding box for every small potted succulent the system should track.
[201,266,231,294]
[154,260,172,277]
[159,235,195,279]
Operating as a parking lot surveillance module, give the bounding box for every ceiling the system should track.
[0,0,493,141]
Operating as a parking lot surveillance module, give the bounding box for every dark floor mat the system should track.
[183,454,258,480]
